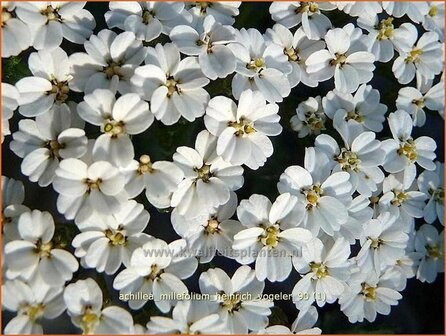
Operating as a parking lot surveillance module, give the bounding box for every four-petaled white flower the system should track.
[228,28,292,103]
[417,162,444,225]
[1,2,32,58]
[15,1,95,50]
[5,210,79,286]
[290,96,326,138]
[170,15,237,80]
[77,89,153,167]
[415,224,444,283]
[199,266,273,333]
[171,130,244,217]
[233,193,313,282]
[69,29,147,94]
[306,24,375,93]
[131,43,210,125]
[105,2,185,42]
[113,238,197,312]
[64,278,134,334]
[15,47,73,117]
[205,90,282,169]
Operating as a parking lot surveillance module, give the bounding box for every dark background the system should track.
[2,2,444,334]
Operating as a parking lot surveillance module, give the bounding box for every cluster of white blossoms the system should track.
[1,1,444,334]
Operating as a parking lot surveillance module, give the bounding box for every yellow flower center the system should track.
[397,138,417,162]
[336,149,361,172]
[304,111,326,131]
[41,5,61,22]
[296,2,319,13]
[390,191,408,206]
[309,262,328,278]
[24,304,45,321]
[137,154,154,175]
[204,218,220,235]
[405,48,423,63]
[80,308,100,335]
[345,110,364,123]
[260,224,280,248]
[196,1,210,14]
[221,294,242,313]
[195,164,212,183]
[369,237,383,249]
[426,243,442,259]
[84,178,102,193]
[284,47,300,62]
[103,120,125,137]
[1,8,12,26]
[361,283,377,301]
[105,229,127,246]
[48,79,70,103]
[103,61,123,79]
[330,53,347,66]
[166,77,181,97]
[35,239,53,258]
[142,9,154,24]
[147,264,164,280]
[304,184,323,210]
[228,117,256,137]
[376,17,394,40]
[247,58,265,72]
[45,139,64,159]
[429,5,438,17]
[412,98,425,108]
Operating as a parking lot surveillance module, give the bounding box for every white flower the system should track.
[382,110,437,181]
[185,2,241,25]
[228,28,292,103]
[381,251,422,291]
[233,193,313,282]
[171,191,243,263]
[322,85,387,132]
[4,210,79,286]
[53,158,127,221]
[392,31,443,84]
[199,266,273,333]
[1,82,19,143]
[15,1,95,50]
[331,127,383,182]
[1,2,31,57]
[358,17,417,63]
[15,47,72,117]
[10,104,88,186]
[290,96,326,138]
[265,25,326,88]
[396,83,444,127]
[146,300,223,334]
[356,212,409,273]
[1,176,29,242]
[269,2,336,40]
[335,195,372,244]
[205,89,282,169]
[77,89,153,167]
[333,1,383,21]
[379,172,428,229]
[121,154,184,208]
[2,277,65,334]
[113,238,197,312]
[72,200,151,274]
[258,306,321,334]
[171,130,244,217]
[69,29,147,94]
[382,2,429,23]
[278,147,352,235]
[339,267,403,323]
[105,2,185,42]
[423,2,444,42]
[170,15,236,80]
[415,224,444,283]
[64,278,134,334]
[306,24,375,93]
[131,43,210,125]
[292,238,350,310]
[418,162,444,225]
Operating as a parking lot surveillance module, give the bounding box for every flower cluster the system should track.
[1,1,444,334]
